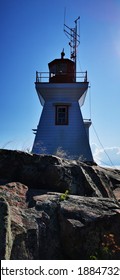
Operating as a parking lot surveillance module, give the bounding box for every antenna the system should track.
[64,7,66,26]
[64,16,80,80]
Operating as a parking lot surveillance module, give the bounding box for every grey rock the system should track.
[0,149,120,259]
[0,183,120,260]
[0,149,120,198]
[0,197,12,259]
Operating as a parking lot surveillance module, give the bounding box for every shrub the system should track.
[59,190,69,201]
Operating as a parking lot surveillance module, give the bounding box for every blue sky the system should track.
[0,0,120,167]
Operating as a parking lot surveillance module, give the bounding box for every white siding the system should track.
[32,87,93,161]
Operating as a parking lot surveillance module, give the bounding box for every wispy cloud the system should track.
[92,143,120,169]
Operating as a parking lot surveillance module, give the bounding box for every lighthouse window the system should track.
[55,105,68,125]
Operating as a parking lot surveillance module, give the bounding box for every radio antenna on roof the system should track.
[64,16,80,80]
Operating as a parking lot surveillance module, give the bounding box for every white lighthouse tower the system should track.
[32,18,93,161]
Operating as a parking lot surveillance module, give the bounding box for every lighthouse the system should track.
[32,18,93,161]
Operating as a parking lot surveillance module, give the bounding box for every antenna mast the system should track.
[64,16,80,81]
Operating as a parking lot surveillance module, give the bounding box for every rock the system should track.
[0,149,120,197]
[0,183,120,260]
[0,182,41,259]
[0,149,120,259]
[0,197,12,259]
[59,196,120,259]
[0,183,62,260]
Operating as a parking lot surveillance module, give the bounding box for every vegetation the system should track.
[59,190,69,201]
[90,233,120,260]
[55,147,68,159]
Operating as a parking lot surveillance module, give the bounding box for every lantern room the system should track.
[49,50,75,83]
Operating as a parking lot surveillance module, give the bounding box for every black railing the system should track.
[36,71,87,83]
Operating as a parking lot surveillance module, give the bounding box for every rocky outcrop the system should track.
[0,183,120,260]
[59,196,120,259]
[0,149,120,197]
[0,149,120,260]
